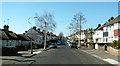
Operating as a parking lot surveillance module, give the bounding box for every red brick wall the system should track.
[98,45,105,51]
[109,47,119,56]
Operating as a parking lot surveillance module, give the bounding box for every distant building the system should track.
[93,24,103,44]
[25,26,44,45]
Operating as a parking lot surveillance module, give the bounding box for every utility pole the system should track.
[78,16,81,48]
[44,22,47,49]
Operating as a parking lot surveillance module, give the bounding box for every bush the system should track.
[2,47,18,56]
[110,40,120,49]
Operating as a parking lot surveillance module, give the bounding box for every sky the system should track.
[1,2,118,37]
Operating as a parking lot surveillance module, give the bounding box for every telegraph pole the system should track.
[44,22,47,49]
[78,16,81,48]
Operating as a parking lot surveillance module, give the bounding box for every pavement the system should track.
[0,48,45,65]
[79,46,119,65]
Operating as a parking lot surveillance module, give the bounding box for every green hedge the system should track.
[110,40,120,49]
[2,47,18,56]
[16,46,29,51]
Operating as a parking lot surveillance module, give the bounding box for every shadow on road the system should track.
[2,58,36,63]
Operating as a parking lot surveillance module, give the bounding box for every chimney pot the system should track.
[37,28,40,31]
[4,25,9,31]
[98,24,101,27]
[110,17,114,20]
[33,26,36,30]
[25,31,27,33]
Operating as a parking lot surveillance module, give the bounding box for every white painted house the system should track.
[93,24,103,44]
[103,15,120,43]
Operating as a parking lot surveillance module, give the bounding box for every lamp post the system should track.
[28,17,38,54]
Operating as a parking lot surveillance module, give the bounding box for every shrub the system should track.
[110,40,120,49]
[2,47,18,56]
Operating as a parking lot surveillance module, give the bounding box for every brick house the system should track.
[16,34,31,51]
[1,25,19,55]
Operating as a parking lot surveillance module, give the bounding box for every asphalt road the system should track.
[29,45,114,65]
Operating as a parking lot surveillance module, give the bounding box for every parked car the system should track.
[57,41,61,45]
[49,43,57,48]
[67,40,69,44]
[70,42,78,49]
[68,42,72,47]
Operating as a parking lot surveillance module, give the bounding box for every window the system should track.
[106,27,108,32]
[110,26,111,31]
[103,38,106,42]
[9,40,12,46]
[106,38,108,42]
[6,40,9,46]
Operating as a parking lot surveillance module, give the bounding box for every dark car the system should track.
[70,42,78,49]
[49,43,57,48]
[57,41,61,45]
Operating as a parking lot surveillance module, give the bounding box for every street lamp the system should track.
[28,17,38,54]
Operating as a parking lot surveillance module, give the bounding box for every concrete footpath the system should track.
[0,48,47,64]
[79,46,119,65]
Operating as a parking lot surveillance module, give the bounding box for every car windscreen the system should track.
[72,43,76,45]
[51,43,56,45]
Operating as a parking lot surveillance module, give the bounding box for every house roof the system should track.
[17,34,30,41]
[97,15,120,29]
[94,26,101,31]
[104,15,120,27]
[2,29,19,40]
[27,36,34,41]
[0,30,9,40]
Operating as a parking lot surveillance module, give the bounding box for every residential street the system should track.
[28,45,112,65]
[1,44,118,66]
[1,2,120,66]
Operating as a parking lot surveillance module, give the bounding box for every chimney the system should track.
[110,17,114,20]
[89,28,90,30]
[108,19,110,22]
[108,17,114,22]
[37,28,40,31]
[25,31,27,33]
[4,25,9,31]
[98,24,101,27]
[24,31,27,35]
[33,26,36,30]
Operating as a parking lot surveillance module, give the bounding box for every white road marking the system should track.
[103,58,118,64]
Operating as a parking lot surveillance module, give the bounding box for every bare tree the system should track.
[68,11,86,47]
[35,12,56,49]
[58,32,64,40]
